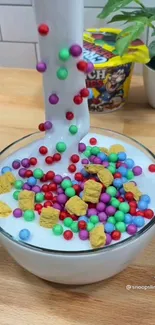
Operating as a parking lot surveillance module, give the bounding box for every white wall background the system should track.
[0,0,154,74]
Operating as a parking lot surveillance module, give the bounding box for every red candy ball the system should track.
[129,201,137,208]
[40,175,47,183]
[148,164,155,172]
[88,203,96,209]
[73,184,81,194]
[44,201,53,208]
[89,137,97,145]
[74,172,84,182]
[49,183,57,192]
[38,123,45,132]
[130,207,137,215]
[116,162,122,168]
[41,184,49,193]
[68,164,76,173]
[114,172,122,179]
[45,192,53,200]
[144,209,154,219]
[53,196,58,203]
[125,192,134,202]
[70,154,80,163]
[30,157,37,166]
[45,156,53,165]
[66,111,74,120]
[73,95,83,105]
[63,230,73,240]
[111,230,121,241]
[136,211,144,217]
[118,197,125,203]
[78,221,87,230]
[77,60,88,72]
[38,209,42,215]
[35,203,43,211]
[39,146,48,155]
[59,211,68,221]
[38,24,49,36]
[80,88,89,98]
[25,170,33,178]
[46,171,55,181]
[70,214,78,221]
[53,153,61,162]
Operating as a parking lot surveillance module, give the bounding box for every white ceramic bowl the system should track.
[1,128,155,285]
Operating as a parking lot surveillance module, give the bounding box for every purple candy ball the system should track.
[106,233,112,245]
[86,62,94,73]
[13,208,23,218]
[63,176,71,181]
[57,188,64,194]
[93,157,102,164]
[12,160,21,170]
[70,44,82,57]
[21,158,30,168]
[79,182,85,190]
[44,120,52,130]
[57,194,68,204]
[78,142,86,153]
[132,166,143,176]
[81,158,89,165]
[98,212,108,223]
[23,183,31,191]
[100,193,111,203]
[105,205,116,216]
[54,174,63,184]
[36,62,47,73]
[18,168,26,178]
[87,208,97,217]
[79,230,89,240]
[102,161,109,167]
[127,224,137,235]
[116,191,120,198]
[96,202,106,212]
[49,94,59,105]
[32,185,41,193]
[53,203,62,211]
[89,155,95,163]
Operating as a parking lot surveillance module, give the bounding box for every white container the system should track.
[143,64,155,108]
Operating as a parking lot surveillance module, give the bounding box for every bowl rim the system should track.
[0,127,155,256]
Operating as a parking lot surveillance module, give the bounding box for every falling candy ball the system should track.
[49,94,59,105]
[36,62,47,73]
[86,62,94,73]
[38,24,49,36]
[57,67,68,80]
[59,48,70,61]
[69,44,82,57]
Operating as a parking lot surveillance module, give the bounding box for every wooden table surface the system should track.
[0,69,155,325]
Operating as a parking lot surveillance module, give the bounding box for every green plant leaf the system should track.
[115,35,132,55]
[152,29,155,36]
[149,15,155,23]
[97,0,133,19]
[108,14,131,23]
[149,41,155,58]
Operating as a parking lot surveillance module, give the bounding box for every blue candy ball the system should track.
[97,152,107,161]
[117,166,127,177]
[72,180,79,185]
[79,191,84,198]
[138,200,148,211]
[119,187,126,195]
[133,216,145,228]
[124,213,133,224]
[1,166,12,174]
[80,168,89,177]
[27,176,37,186]
[78,216,89,223]
[113,178,123,188]
[19,229,31,241]
[105,222,115,233]
[125,158,135,169]
[121,177,128,184]
[140,194,151,204]
[118,152,127,161]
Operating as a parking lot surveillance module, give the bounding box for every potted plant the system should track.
[97,0,155,108]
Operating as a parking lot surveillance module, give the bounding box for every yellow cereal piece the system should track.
[123,183,142,201]
[5,172,16,185]
[0,175,12,194]
[100,147,109,155]
[83,180,102,203]
[18,190,35,211]
[84,164,104,174]
[0,201,12,218]
[40,207,60,228]
[65,196,88,216]
[109,144,125,154]
[97,168,113,187]
[90,224,106,248]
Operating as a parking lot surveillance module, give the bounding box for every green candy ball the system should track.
[115,221,126,233]
[108,166,116,174]
[90,215,99,224]
[52,224,63,236]
[87,222,95,232]
[61,179,72,190]
[35,192,45,203]
[86,146,92,151]
[126,170,134,180]
[70,221,79,233]
[108,216,116,225]
[109,162,116,167]
[13,190,20,200]
[24,210,35,222]
[91,146,100,156]
[119,202,130,213]
[59,48,70,61]
[109,153,118,162]
[33,168,44,179]
[56,142,67,153]
[114,211,125,222]
[57,67,68,80]
[69,125,78,135]
[65,187,76,198]
[110,198,120,208]
[14,180,24,190]
[64,217,73,227]
[106,186,117,197]
[83,149,91,158]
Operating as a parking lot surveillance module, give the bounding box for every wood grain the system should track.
[1,69,155,325]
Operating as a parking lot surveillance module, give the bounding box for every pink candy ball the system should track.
[132,166,142,176]
[87,208,97,217]
[96,202,106,212]
[127,224,137,235]
[79,230,89,240]
[105,205,116,216]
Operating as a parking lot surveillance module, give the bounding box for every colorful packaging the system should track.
[83,28,150,113]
